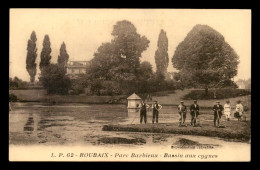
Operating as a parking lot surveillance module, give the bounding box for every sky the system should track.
[9,9,251,82]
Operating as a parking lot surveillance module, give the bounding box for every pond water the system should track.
[9,102,249,150]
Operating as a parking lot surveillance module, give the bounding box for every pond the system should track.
[9,102,250,150]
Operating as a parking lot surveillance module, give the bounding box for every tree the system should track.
[26,31,37,83]
[9,77,29,90]
[135,61,154,94]
[154,29,169,76]
[70,74,89,95]
[40,35,52,71]
[86,43,118,80]
[172,24,239,92]
[111,20,150,76]
[39,64,71,95]
[138,61,154,80]
[57,42,69,72]
[86,20,150,95]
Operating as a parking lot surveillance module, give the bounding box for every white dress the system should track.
[224,104,231,118]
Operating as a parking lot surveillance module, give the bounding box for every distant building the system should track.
[66,60,89,79]
[236,80,246,89]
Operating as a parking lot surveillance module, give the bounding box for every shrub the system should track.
[183,88,251,100]
[9,94,18,102]
[70,75,88,95]
[9,77,29,90]
[39,64,71,95]
[99,81,123,96]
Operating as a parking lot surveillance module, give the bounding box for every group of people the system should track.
[178,100,200,127]
[137,99,245,127]
[138,100,162,124]
[211,100,245,126]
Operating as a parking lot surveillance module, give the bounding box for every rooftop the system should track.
[127,93,141,100]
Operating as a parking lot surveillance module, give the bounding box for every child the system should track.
[224,100,231,121]
[235,100,244,121]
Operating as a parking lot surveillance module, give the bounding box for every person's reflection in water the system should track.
[24,113,34,134]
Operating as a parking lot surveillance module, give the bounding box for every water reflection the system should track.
[9,103,250,149]
[24,113,34,134]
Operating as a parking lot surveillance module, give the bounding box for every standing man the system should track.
[190,100,200,127]
[152,101,162,124]
[224,100,231,121]
[213,101,224,127]
[178,101,187,126]
[139,101,150,124]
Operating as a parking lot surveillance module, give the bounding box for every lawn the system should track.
[103,120,251,143]
[153,89,251,109]
[103,103,251,143]
[183,88,251,100]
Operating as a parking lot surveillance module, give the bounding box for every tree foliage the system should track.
[26,31,37,83]
[155,29,169,76]
[9,77,29,90]
[138,61,154,80]
[172,24,239,89]
[111,20,150,75]
[40,35,52,71]
[57,42,69,72]
[39,64,71,95]
[86,20,150,94]
[70,74,89,95]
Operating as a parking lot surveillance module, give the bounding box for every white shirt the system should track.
[139,103,150,109]
[152,104,162,110]
[224,104,231,112]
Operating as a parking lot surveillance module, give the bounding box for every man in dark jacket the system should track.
[190,100,200,127]
[213,101,223,127]
[139,101,150,124]
[152,101,162,124]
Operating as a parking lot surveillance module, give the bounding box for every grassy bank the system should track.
[153,89,251,109]
[102,120,251,143]
[183,88,251,100]
[9,89,127,104]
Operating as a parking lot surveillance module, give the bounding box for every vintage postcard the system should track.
[9,8,251,161]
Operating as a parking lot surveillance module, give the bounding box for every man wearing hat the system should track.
[190,100,200,126]
[178,101,187,126]
[213,101,224,127]
[152,101,162,124]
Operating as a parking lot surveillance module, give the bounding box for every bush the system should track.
[39,64,71,95]
[100,81,122,96]
[70,75,88,95]
[9,94,18,102]
[9,77,29,90]
[183,88,251,100]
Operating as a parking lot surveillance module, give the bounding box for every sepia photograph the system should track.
[9,8,251,161]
